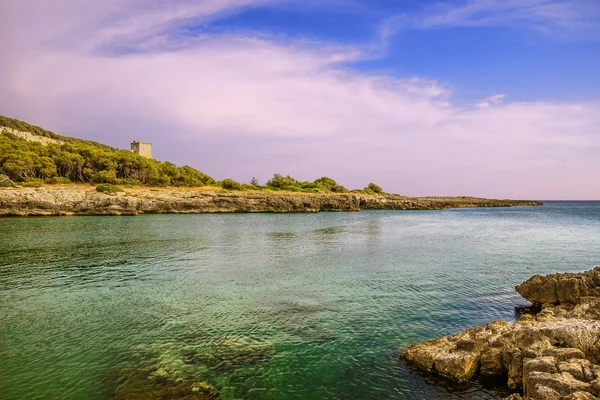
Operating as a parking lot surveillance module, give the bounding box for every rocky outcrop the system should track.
[516,270,600,306]
[400,267,600,400]
[0,127,64,146]
[0,186,542,216]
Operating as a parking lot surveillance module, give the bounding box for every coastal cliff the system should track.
[0,186,542,216]
[401,268,600,400]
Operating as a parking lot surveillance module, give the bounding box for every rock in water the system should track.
[400,267,600,400]
[112,336,276,400]
[516,268,600,306]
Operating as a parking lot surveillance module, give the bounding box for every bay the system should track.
[1,202,599,399]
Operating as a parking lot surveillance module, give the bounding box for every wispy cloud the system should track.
[475,94,507,108]
[381,0,600,41]
[0,0,599,199]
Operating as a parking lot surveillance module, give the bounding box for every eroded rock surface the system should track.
[400,267,600,400]
[0,186,542,216]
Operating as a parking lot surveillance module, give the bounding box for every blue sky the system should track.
[193,0,600,102]
[1,0,599,198]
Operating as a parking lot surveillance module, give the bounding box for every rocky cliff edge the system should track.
[401,267,600,400]
[0,186,542,216]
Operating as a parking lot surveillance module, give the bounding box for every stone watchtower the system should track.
[131,141,153,159]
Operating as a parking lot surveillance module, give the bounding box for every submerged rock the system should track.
[112,336,276,400]
[400,267,600,400]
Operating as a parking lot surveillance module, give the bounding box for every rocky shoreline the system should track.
[0,186,542,216]
[401,268,600,400]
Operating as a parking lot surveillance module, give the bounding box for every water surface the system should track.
[1,202,599,399]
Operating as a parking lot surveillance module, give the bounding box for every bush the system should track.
[0,174,14,187]
[242,183,260,190]
[366,182,383,194]
[299,181,317,189]
[21,178,44,188]
[96,183,124,195]
[314,176,337,191]
[221,178,244,190]
[148,175,170,186]
[266,174,298,188]
[45,176,71,184]
[116,178,142,187]
[331,184,348,193]
[91,170,118,184]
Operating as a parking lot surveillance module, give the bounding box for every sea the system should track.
[1,201,599,400]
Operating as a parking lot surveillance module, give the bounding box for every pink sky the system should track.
[0,0,599,199]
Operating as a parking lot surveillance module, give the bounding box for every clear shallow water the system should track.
[1,202,599,400]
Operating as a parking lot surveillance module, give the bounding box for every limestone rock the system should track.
[516,268,600,305]
[525,371,591,397]
[529,384,562,400]
[0,186,542,216]
[401,268,600,400]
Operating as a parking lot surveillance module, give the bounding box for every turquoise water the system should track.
[1,202,599,399]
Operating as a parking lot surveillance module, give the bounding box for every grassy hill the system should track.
[0,116,215,187]
[0,116,383,194]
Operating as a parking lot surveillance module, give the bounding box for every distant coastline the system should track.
[0,185,542,217]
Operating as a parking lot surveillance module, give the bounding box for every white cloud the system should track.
[381,0,600,41]
[0,0,599,199]
[475,94,507,108]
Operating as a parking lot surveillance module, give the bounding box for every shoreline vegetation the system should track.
[0,115,541,216]
[0,115,389,196]
[401,268,600,400]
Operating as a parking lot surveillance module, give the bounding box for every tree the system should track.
[366,182,383,194]
[314,176,337,191]
[266,174,297,188]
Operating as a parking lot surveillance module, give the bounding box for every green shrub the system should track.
[314,176,337,191]
[21,178,44,188]
[331,184,348,193]
[366,182,383,194]
[299,181,317,189]
[91,170,118,184]
[45,176,71,184]
[148,175,170,186]
[221,178,244,190]
[284,185,305,192]
[96,183,124,195]
[242,183,260,190]
[266,174,298,188]
[116,178,142,187]
[0,174,14,187]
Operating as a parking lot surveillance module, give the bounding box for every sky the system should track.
[0,0,599,199]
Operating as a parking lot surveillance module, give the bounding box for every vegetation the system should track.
[1,116,215,187]
[96,183,124,195]
[221,178,244,191]
[262,174,350,193]
[0,115,386,195]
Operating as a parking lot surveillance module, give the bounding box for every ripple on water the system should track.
[1,202,599,399]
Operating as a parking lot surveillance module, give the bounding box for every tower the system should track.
[131,141,153,159]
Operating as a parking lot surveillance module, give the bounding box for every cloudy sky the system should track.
[1,0,599,199]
